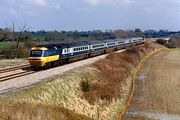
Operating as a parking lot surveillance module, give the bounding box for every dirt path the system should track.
[124,49,180,120]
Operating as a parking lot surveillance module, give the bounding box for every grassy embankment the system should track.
[0,41,163,120]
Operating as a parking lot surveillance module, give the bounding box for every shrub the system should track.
[1,45,29,59]
[80,80,90,92]
[156,38,177,48]
[168,36,180,48]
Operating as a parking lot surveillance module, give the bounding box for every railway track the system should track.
[0,64,30,74]
[0,64,36,82]
[0,71,36,82]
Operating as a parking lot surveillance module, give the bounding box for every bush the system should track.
[0,41,39,59]
[168,36,180,48]
[80,80,90,92]
[1,45,29,59]
[156,37,177,48]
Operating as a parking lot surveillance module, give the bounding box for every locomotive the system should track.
[28,37,144,68]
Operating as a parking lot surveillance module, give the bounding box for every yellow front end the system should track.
[29,57,47,67]
[28,47,47,67]
[28,47,60,67]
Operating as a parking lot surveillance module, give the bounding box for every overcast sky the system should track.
[0,0,180,31]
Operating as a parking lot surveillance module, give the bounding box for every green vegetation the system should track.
[0,42,14,53]
[80,80,90,92]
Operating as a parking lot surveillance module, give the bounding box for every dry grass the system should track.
[0,101,92,120]
[83,41,162,104]
[0,59,27,68]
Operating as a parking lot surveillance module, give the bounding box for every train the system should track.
[28,37,145,68]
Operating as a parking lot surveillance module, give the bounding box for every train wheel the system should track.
[44,63,50,69]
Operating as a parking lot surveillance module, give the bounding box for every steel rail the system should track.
[0,71,36,82]
[0,64,30,74]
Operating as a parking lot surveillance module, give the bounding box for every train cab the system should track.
[28,47,49,67]
[29,45,61,68]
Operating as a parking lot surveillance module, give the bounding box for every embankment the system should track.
[0,41,163,120]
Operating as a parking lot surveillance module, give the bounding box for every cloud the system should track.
[87,0,98,5]
[86,0,134,6]
[32,0,47,7]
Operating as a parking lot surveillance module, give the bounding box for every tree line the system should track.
[1,24,180,50]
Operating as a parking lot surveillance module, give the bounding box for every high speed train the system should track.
[28,37,145,68]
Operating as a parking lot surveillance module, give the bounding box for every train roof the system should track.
[60,42,89,47]
[115,38,127,42]
[103,39,117,43]
[86,40,106,44]
[37,41,90,49]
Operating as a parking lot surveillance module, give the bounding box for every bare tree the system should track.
[12,22,30,49]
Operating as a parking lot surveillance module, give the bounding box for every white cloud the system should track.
[86,0,134,6]
[32,0,47,7]
[87,0,98,5]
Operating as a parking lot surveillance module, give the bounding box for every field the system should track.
[0,59,27,68]
[124,49,180,120]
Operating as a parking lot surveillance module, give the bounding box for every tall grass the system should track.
[0,101,92,120]
[83,41,161,104]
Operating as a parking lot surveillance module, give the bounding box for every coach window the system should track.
[65,49,67,53]
[118,42,124,44]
